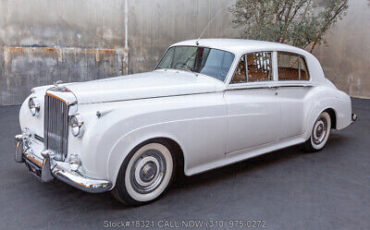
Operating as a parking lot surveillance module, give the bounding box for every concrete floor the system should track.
[0,98,369,230]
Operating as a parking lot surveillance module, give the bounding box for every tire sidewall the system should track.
[114,141,175,206]
[310,112,331,150]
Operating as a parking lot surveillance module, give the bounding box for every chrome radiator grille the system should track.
[44,94,69,160]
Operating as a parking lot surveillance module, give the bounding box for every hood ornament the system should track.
[51,80,69,92]
[54,80,63,87]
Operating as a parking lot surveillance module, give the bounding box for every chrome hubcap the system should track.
[313,118,328,145]
[130,150,166,194]
[140,162,157,182]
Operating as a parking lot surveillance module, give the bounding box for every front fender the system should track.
[77,93,226,186]
[80,105,190,187]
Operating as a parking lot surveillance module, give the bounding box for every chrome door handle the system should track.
[269,86,279,95]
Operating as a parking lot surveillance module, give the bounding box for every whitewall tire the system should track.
[112,141,175,206]
[302,111,331,152]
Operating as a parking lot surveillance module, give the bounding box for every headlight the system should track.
[28,97,40,117]
[70,114,84,137]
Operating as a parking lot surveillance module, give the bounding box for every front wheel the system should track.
[302,111,331,152]
[112,142,175,206]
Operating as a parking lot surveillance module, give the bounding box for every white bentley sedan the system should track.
[15,39,356,205]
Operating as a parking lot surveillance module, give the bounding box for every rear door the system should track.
[275,52,312,140]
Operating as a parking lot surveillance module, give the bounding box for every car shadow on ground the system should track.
[46,132,351,212]
[175,132,351,188]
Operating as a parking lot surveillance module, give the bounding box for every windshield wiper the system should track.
[177,68,198,75]
[162,67,198,76]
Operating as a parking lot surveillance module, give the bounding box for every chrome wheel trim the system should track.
[132,154,164,193]
[134,156,160,187]
[311,112,331,150]
[125,143,173,202]
[313,120,327,145]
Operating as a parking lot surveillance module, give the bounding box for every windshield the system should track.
[156,46,235,82]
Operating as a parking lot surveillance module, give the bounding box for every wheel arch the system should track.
[324,108,337,129]
[304,105,337,141]
[107,133,186,188]
[131,137,185,179]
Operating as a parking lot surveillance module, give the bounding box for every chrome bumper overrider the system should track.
[14,134,112,193]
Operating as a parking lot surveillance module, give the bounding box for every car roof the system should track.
[171,39,310,56]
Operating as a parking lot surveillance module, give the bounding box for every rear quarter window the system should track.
[278,52,309,81]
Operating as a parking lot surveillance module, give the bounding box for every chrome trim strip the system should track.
[226,83,314,91]
[80,91,221,105]
[277,85,313,88]
[225,86,278,91]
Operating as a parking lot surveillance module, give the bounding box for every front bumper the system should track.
[14,134,112,193]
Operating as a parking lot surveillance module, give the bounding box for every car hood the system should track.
[60,70,225,104]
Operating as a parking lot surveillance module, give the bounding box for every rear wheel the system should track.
[302,111,331,152]
[112,141,175,206]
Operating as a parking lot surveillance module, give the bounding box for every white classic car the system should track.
[15,39,356,205]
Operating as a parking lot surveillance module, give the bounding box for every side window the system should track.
[247,52,272,82]
[278,52,309,81]
[231,52,272,83]
[231,56,246,83]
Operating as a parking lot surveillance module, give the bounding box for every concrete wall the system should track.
[0,0,239,105]
[314,0,370,99]
[0,0,369,105]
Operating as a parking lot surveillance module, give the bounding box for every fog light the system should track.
[69,154,81,171]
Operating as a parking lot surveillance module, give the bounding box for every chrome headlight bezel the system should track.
[28,97,40,117]
[69,114,85,137]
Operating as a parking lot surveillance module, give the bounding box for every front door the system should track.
[224,51,280,154]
